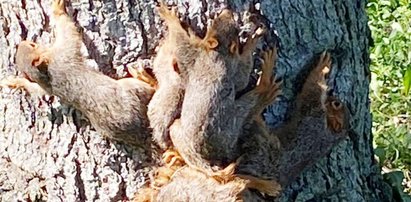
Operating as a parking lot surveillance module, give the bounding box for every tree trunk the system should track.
[0,0,391,201]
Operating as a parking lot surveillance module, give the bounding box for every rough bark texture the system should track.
[0,0,390,201]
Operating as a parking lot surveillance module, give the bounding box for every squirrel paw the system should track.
[240,26,266,56]
[157,2,179,24]
[152,166,177,188]
[133,187,158,202]
[252,27,266,39]
[238,174,282,197]
[0,77,46,96]
[208,162,237,184]
[133,167,177,201]
[128,65,158,88]
[251,179,281,197]
[256,47,282,104]
[162,149,185,168]
[257,46,277,90]
[316,51,331,78]
[52,0,66,17]
[0,77,26,89]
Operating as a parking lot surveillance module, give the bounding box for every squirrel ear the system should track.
[229,41,238,54]
[206,37,219,49]
[172,57,180,74]
[31,54,49,73]
[31,54,49,68]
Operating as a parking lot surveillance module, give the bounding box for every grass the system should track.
[366,0,411,198]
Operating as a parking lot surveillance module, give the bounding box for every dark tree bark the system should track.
[0,0,391,201]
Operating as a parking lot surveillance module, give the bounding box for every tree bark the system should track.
[0,0,391,201]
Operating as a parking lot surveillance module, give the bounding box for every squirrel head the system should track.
[203,9,240,55]
[16,41,51,85]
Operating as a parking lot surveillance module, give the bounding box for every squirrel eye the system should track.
[29,42,37,48]
[331,101,342,109]
[31,56,40,67]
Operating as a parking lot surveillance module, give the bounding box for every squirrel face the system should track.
[205,9,240,55]
[16,41,51,84]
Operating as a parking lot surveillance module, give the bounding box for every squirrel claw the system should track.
[157,1,179,23]
[1,77,28,90]
[162,149,185,168]
[52,0,66,17]
[129,65,157,88]
[208,162,236,184]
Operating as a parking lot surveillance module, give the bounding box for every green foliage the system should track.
[405,67,411,95]
[383,171,411,201]
[366,0,411,196]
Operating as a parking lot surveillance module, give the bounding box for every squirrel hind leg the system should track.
[237,174,282,197]
[208,162,237,183]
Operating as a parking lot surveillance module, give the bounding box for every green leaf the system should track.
[403,66,411,95]
[384,170,404,187]
[405,133,411,149]
[391,22,404,33]
[374,147,387,165]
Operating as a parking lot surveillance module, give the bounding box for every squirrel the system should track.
[275,52,347,149]
[147,3,188,151]
[1,0,155,148]
[276,51,349,186]
[235,46,283,197]
[155,166,248,202]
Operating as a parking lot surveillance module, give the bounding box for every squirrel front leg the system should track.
[157,2,205,49]
[316,55,348,133]
[295,52,331,117]
[157,2,195,43]
[0,77,47,96]
[235,27,265,91]
[235,46,282,121]
[253,47,282,116]
[51,0,82,55]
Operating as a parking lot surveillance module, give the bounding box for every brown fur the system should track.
[157,166,248,202]
[150,3,269,164]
